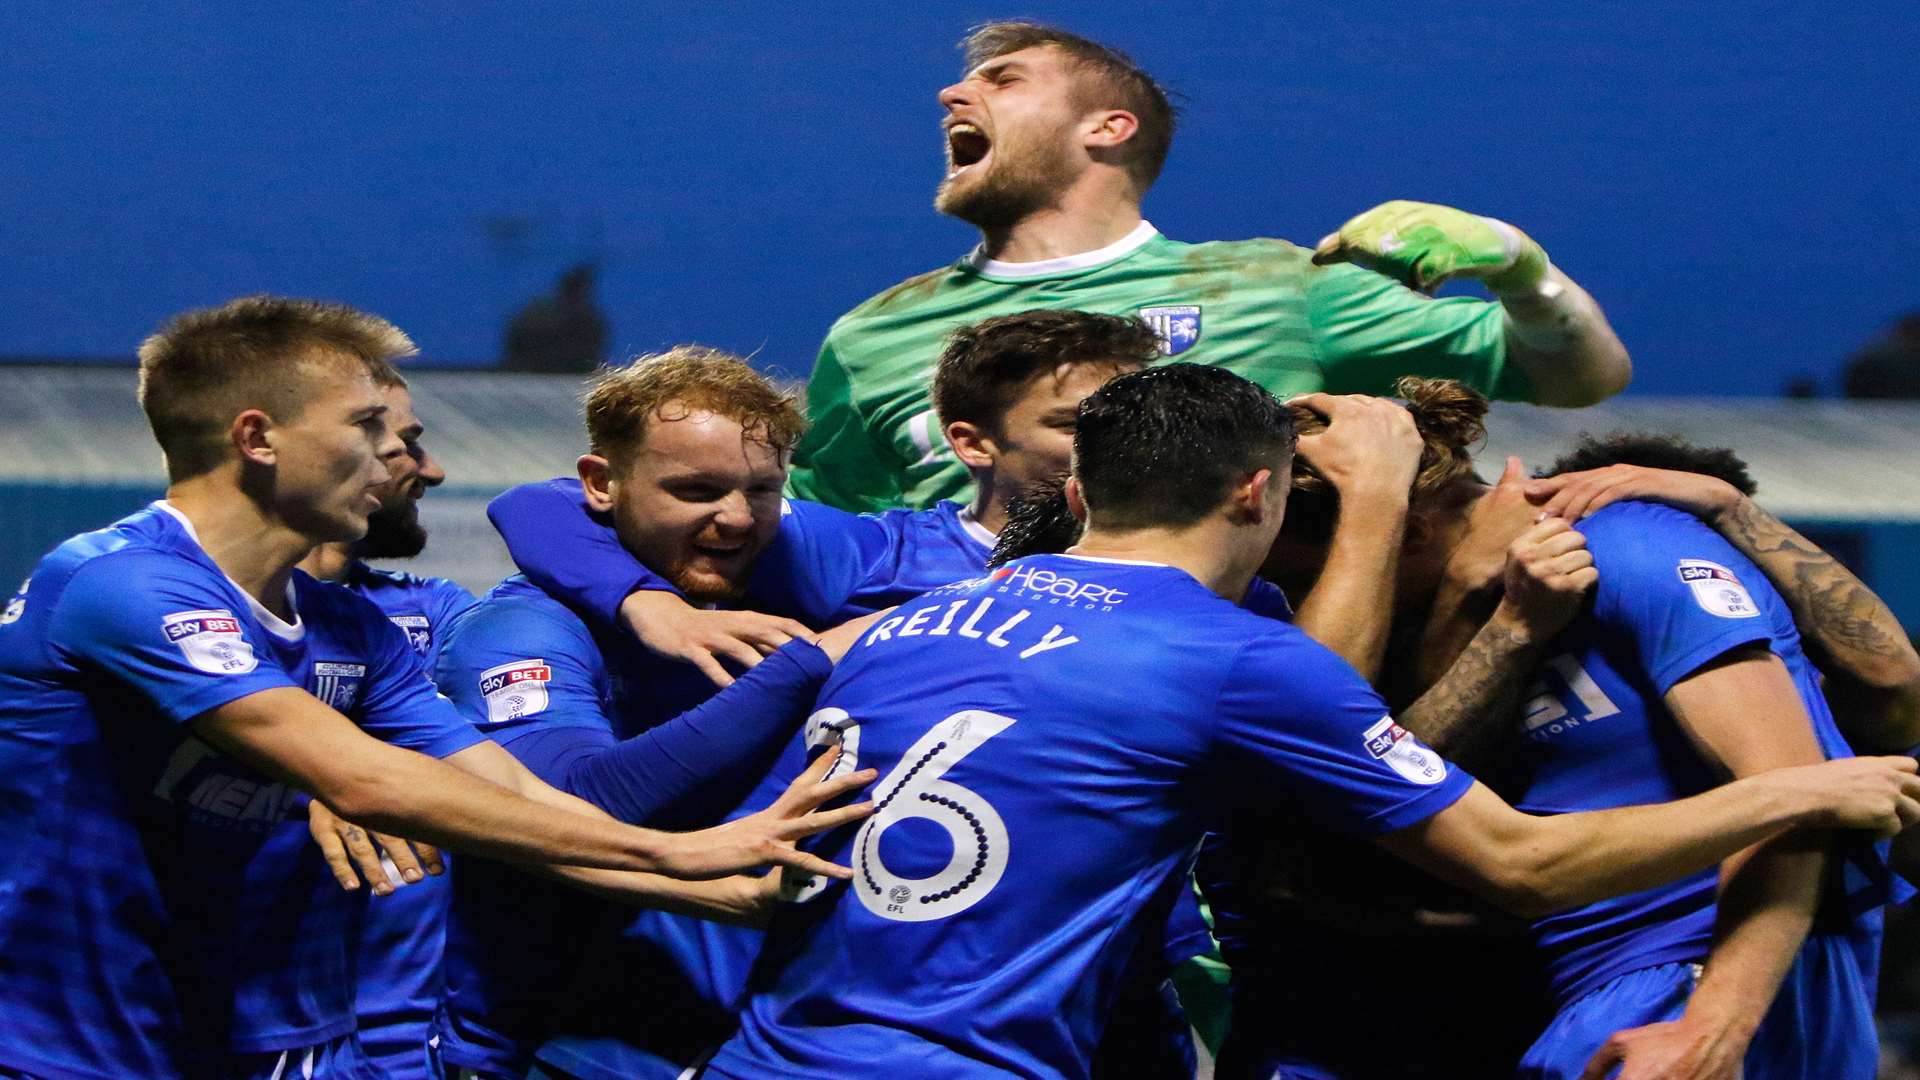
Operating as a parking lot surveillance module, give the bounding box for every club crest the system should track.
[314,661,368,712]
[1139,304,1202,356]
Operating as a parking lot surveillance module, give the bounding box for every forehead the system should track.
[632,406,784,474]
[1006,361,1141,412]
[967,44,1075,81]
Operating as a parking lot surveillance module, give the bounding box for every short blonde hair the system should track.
[582,346,806,466]
[137,295,417,480]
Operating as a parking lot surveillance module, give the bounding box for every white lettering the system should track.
[957,598,995,639]
[928,599,968,636]
[863,615,906,647]
[1018,625,1080,659]
[897,605,938,637]
[984,609,1030,647]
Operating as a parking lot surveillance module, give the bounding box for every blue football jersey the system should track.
[1506,501,1885,1006]
[0,503,483,1080]
[706,554,1472,1080]
[339,563,475,1079]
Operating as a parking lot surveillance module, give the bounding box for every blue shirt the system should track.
[707,554,1471,1080]
[433,576,833,1079]
[1506,501,1882,1005]
[338,563,475,1075]
[0,503,484,1080]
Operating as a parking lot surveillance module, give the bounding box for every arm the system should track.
[1528,464,1920,751]
[1581,645,1830,1079]
[1284,393,1422,680]
[1314,200,1630,405]
[1374,757,1919,919]
[1399,515,1598,768]
[195,686,868,880]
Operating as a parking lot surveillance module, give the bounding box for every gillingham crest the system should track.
[1139,304,1202,356]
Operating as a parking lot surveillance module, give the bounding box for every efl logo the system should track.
[479,659,552,723]
[1361,716,1446,786]
[1676,559,1760,619]
[161,608,257,675]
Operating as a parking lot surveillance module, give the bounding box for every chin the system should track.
[671,567,751,606]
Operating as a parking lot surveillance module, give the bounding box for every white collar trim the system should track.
[1056,552,1170,568]
[954,504,999,548]
[964,220,1160,280]
[155,501,305,641]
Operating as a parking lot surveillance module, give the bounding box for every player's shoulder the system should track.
[440,576,594,665]
[831,262,969,325]
[346,562,474,609]
[32,505,225,609]
[1580,500,1728,569]
[1220,612,1368,693]
[1169,234,1314,266]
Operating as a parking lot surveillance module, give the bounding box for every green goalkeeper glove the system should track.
[1312,200,1549,295]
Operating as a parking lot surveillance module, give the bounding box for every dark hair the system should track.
[137,295,417,481]
[961,21,1177,192]
[1283,377,1490,542]
[988,476,1079,567]
[933,309,1160,430]
[1073,363,1294,529]
[1540,432,1758,495]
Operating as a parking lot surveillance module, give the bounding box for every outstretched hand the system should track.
[1526,464,1745,525]
[1578,1014,1747,1080]
[655,747,876,880]
[1289,392,1423,502]
[308,799,444,895]
[619,589,818,688]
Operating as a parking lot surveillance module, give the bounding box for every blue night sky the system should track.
[3,2,1915,394]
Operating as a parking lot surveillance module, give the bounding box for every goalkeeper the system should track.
[792,20,1632,512]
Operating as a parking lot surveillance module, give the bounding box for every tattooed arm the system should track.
[1400,518,1599,772]
[1529,465,1920,753]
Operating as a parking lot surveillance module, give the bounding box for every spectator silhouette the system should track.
[502,264,609,373]
[1843,312,1920,399]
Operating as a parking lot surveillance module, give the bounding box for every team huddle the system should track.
[4,19,1919,1080]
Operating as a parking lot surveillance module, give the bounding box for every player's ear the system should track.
[1083,109,1138,153]
[1226,468,1274,525]
[232,409,276,468]
[577,454,617,512]
[1065,476,1089,523]
[944,420,998,470]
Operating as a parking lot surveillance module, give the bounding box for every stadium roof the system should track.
[8,366,1920,522]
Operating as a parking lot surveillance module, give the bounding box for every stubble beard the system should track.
[935,132,1079,230]
[355,499,429,560]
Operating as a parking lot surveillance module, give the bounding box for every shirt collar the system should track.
[963,220,1160,280]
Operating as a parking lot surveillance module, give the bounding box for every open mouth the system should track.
[946,122,991,174]
[690,541,748,560]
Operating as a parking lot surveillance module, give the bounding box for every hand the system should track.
[308,799,444,896]
[1288,393,1423,503]
[1776,755,1920,838]
[1579,1015,1749,1080]
[1492,517,1598,645]
[655,747,876,880]
[1440,456,1537,595]
[619,589,818,688]
[1313,200,1548,294]
[1526,464,1745,525]
[816,609,894,663]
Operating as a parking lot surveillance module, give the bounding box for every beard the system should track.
[354,498,429,560]
[935,129,1079,229]
[662,555,753,606]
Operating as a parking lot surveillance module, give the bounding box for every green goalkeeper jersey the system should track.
[788,221,1536,512]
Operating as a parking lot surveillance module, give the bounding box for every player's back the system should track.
[708,554,1284,1080]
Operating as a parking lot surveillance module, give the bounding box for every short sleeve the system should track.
[1584,504,1776,696]
[434,596,614,741]
[1307,262,1533,402]
[47,553,300,724]
[347,600,485,760]
[785,340,905,513]
[1210,629,1472,837]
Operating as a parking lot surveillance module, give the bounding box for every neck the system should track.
[976,190,1143,264]
[166,474,319,620]
[297,541,356,583]
[1068,518,1260,602]
[969,471,1012,535]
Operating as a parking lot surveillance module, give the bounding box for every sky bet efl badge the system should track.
[479,659,552,723]
[1677,558,1760,619]
[1139,304,1201,356]
[162,608,258,675]
[1363,716,1446,785]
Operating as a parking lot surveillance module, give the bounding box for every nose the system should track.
[712,491,754,533]
[415,447,446,487]
[938,79,973,112]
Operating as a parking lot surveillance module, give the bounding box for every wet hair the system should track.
[582,345,806,467]
[1282,376,1490,542]
[960,21,1177,192]
[933,309,1161,431]
[987,476,1080,567]
[1073,363,1294,530]
[137,295,417,481]
[1540,432,1758,495]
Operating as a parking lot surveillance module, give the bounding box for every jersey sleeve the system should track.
[746,500,899,624]
[45,552,301,724]
[347,598,485,760]
[1306,262,1535,403]
[1210,629,1472,837]
[785,338,905,513]
[488,478,669,627]
[1583,506,1777,696]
